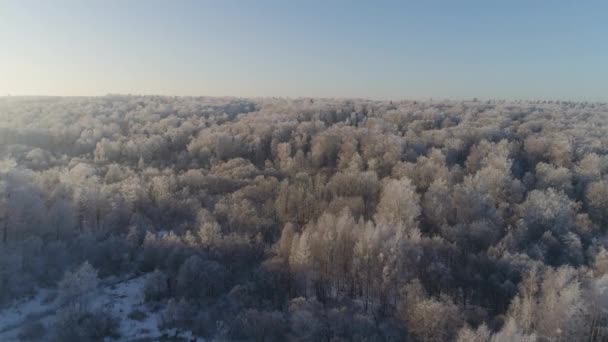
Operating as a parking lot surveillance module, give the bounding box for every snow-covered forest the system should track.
[1,95,608,341]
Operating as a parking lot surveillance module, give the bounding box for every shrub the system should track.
[143,269,169,302]
[51,308,120,342]
[18,321,46,341]
[230,309,288,342]
[127,308,148,321]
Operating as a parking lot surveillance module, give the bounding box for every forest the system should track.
[1,95,608,341]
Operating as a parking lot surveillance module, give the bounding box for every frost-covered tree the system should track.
[374,177,420,233]
[176,255,227,299]
[58,261,99,310]
[508,266,589,340]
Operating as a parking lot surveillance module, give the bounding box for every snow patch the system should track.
[0,274,203,341]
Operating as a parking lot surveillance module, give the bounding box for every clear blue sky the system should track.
[1,0,607,100]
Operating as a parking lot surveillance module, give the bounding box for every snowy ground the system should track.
[0,274,202,341]
[0,288,57,341]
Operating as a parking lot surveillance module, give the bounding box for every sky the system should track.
[1,0,607,101]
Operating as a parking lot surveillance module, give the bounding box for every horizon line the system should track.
[1,94,606,105]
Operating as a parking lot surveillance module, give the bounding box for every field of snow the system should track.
[0,274,202,341]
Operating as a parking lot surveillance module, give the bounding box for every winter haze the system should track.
[1,1,608,342]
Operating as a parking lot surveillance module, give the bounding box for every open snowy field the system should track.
[0,274,201,342]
